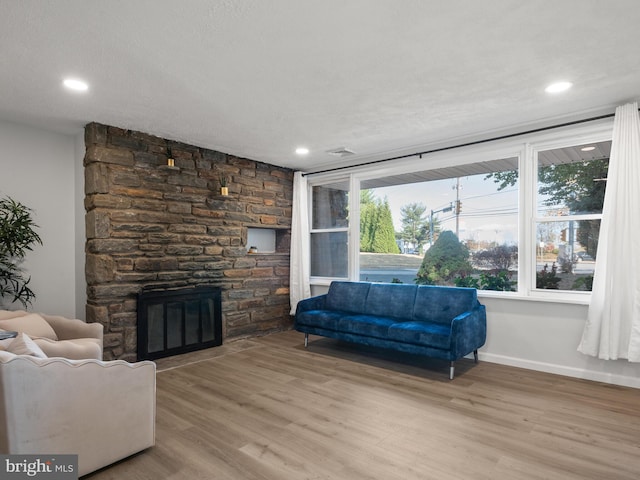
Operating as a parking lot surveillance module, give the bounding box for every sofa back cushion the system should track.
[0,313,58,340]
[326,281,371,313]
[413,286,477,324]
[0,310,28,320]
[363,283,417,320]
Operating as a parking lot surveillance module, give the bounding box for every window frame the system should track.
[527,134,611,301]
[308,177,353,285]
[307,119,613,304]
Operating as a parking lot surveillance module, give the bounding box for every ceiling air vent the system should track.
[326,147,355,157]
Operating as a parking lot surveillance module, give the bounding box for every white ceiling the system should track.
[1,0,639,172]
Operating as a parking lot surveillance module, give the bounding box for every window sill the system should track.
[478,290,590,305]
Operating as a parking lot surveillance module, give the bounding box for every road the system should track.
[536,261,595,274]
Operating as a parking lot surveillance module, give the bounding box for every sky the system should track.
[369,173,519,245]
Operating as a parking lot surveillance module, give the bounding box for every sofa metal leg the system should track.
[304,333,309,348]
[449,362,455,380]
[474,349,479,363]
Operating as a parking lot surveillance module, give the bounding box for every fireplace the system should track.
[84,123,293,360]
[137,286,222,361]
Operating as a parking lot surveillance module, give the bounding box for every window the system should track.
[534,140,610,292]
[307,122,612,301]
[310,182,349,279]
[359,157,519,291]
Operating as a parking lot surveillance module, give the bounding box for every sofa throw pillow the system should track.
[0,313,58,341]
[6,332,48,358]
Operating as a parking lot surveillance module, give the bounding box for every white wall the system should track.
[74,131,86,318]
[481,297,640,388]
[0,120,83,318]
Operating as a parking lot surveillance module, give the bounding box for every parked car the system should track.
[573,251,594,262]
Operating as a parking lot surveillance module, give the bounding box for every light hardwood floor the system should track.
[85,330,640,480]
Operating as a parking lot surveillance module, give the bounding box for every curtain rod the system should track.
[302,111,622,177]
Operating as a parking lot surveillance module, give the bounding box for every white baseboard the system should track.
[479,352,640,389]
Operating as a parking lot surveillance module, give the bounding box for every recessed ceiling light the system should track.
[545,81,572,94]
[295,147,309,155]
[581,146,596,152]
[63,78,89,92]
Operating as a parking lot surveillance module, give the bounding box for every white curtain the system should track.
[289,171,311,315]
[578,102,640,361]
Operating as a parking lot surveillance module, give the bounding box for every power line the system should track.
[462,188,518,201]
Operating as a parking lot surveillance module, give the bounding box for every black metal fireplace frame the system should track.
[137,286,222,361]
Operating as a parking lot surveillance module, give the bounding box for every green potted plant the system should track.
[219,175,229,196]
[0,195,42,307]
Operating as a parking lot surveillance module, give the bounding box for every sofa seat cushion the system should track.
[33,337,103,360]
[296,310,346,331]
[336,314,396,339]
[387,321,452,349]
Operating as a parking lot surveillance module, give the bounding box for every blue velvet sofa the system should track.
[294,281,486,379]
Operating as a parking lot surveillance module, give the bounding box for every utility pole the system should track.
[430,203,453,247]
[454,177,461,238]
[430,210,434,247]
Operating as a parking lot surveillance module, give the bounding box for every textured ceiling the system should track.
[1,0,639,172]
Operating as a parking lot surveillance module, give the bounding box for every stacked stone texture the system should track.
[84,123,293,360]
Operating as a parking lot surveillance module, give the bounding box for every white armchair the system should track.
[0,351,156,477]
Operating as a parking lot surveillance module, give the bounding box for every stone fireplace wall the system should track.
[84,123,293,361]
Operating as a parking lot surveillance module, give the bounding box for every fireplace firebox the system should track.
[137,286,222,361]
